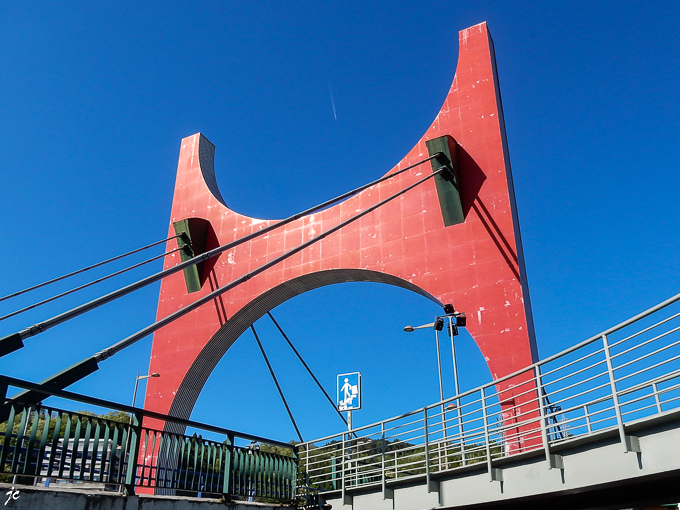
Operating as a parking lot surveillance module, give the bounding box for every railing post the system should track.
[602,334,640,453]
[222,432,234,496]
[341,431,351,506]
[481,388,502,482]
[423,408,439,494]
[457,398,467,467]
[380,422,385,486]
[11,405,30,480]
[305,443,311,499]
[652,382,662,413]
[584,405,592,434]
[124,414,142,494]
[24,406,40,477]
[423,409,430,489]
[1,403,17,472]
[330,454,337,490]
[381,421,393,499]
[534,366,563,469]
[340,432,346,505]
[291,444,299,502]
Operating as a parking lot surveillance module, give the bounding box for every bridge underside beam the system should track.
[449,471,680,510]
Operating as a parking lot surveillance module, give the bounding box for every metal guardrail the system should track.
[0,378,298,502]
[299,291,680,497]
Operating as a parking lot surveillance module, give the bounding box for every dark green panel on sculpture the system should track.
[425,135,464,226]
[173,218,210,294]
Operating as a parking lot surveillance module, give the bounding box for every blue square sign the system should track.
[337,372,361,411]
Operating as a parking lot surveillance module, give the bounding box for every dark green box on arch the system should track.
[425,135,464,226]
[173,218,211,293]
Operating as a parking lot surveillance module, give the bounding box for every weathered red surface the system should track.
[143,23,538,449]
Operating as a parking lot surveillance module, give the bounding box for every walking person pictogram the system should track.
[337,373,361,412]
[339,377,357,409]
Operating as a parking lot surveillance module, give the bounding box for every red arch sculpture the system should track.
[143,22,538,440]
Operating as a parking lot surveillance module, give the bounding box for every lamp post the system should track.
[444,313,468,466]
[405,309,467,467]
[131,372,160,410]
[403,319,447,403]
[404,317,448,470]
[446,316,461,397]
[128,371,160,444]
[123,372,159,492]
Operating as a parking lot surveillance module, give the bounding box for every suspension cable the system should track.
[93,166,447,362]
[0,247,185,323]
[251,324,303,442]
[1,153,443,351]
[6,166,448,405]
[267,312,348,426]
[0,235,181,303]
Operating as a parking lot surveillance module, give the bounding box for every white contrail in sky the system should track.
[327,74,337,120]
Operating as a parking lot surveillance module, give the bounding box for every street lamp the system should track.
[404,311,467,405]
[131,372,160,409]
[405,311,466,398]
[403,322,435,332]
[124,371,160,490]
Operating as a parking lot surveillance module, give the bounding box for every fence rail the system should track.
[0,378,298,503]
[299,291,680,495]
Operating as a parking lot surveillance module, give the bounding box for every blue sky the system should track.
[1,1,678,443]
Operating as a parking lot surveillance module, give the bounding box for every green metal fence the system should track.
[0,376,297,502]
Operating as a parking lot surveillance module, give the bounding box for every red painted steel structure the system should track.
[143,22,539,451]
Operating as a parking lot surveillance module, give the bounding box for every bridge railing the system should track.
[299,291,680,496]
[0,376,297,502]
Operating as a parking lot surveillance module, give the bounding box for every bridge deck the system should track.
[319,409,680,509]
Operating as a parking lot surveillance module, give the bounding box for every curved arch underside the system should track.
[167,270,439,421]
[143,22,539,439]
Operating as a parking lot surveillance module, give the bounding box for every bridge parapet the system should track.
[298,290,680,508]
[0,376,298,504]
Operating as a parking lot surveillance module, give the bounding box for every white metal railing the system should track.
[298,291,680,495]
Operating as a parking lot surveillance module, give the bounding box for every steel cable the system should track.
[0,235,181,303]
[267,312,348,427]
[251,324,304,442]
[0,247,185,322]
